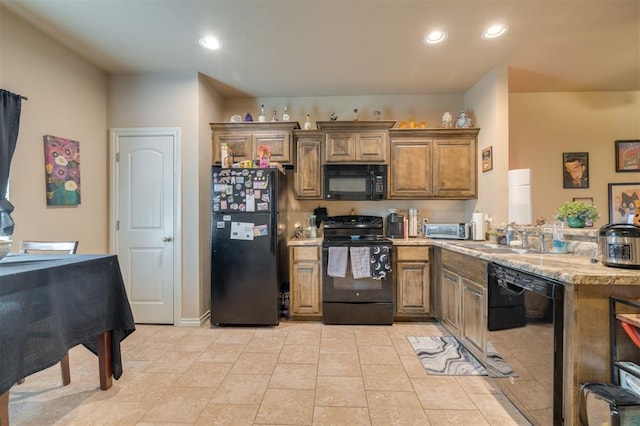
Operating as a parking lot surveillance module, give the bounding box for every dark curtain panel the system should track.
[0,89,23,236]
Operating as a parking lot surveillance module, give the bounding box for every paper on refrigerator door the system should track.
[230,222,254,240]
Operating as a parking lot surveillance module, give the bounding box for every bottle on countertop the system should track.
[258,104,266,122]
[408,208,418,237]
[282,106,290,121]
[304,114,312,130]
[505,223,515,245]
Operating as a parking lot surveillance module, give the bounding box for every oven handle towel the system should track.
[327,246,348,277]
[371,246,391,280]
[350,247,371,279]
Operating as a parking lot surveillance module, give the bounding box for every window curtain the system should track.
[0,89,23,236]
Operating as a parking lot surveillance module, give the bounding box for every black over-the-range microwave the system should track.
[323,164,387,201]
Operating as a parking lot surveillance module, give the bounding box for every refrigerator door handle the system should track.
[270,217,277,255]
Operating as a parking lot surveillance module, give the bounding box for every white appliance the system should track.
[508,169,532,225]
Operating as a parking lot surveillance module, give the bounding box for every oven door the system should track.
[321,243,392,303]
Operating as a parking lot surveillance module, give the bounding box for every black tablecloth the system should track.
[0,254,136,394]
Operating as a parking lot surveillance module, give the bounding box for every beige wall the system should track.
[509,91,640,228]
[108,72,222,325]
[224,94,463,128]
[197,73,224,317]
[1,7,108,253]
[465,67,510,225]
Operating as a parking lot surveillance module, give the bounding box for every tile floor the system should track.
[8,321,531,425]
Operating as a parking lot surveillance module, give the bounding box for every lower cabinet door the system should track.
[440,268,460,336]
[396,261,430,314]
[460,276,486,362]
[291,261,321,315]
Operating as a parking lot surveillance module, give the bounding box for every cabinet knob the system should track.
[162,236,173,242]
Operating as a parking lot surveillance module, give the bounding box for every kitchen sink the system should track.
[452,242,531,254]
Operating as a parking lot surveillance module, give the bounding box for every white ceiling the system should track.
[3,0,639,98]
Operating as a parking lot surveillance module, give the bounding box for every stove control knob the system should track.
[356,292,360,297]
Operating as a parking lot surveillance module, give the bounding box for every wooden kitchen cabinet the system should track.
[440,267,461,335]
[388,128,479,199]
[317,121,395,164]
[211,122,300,166]
[293,130,322,199]
[395,246,431,319]
[439,248,487,363]
[289,245,322,318]
[460,276,486,360]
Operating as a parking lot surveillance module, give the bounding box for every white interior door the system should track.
[110,128,180,324]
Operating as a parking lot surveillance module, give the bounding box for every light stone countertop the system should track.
[395,237,640,286]
[287,238,323,247]
[287,236,640,285]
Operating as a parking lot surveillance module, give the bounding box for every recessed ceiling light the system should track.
[482,24,508,39]
[424,30,448,45]
[199,36,220,50]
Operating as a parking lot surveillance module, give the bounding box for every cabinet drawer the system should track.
[396,246,430,262]
[441,249,486,284]
[293,246,320,261]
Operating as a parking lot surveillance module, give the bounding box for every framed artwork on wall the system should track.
[607,182,639,224]
[43,135,81,206]
[573,197,593,203]
[481,146,493,172]
[615,140,640,172]
[563,152,589,188]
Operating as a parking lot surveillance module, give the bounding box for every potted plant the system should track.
[555,200,600,228]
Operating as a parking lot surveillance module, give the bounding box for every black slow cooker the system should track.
[599,224,640,269]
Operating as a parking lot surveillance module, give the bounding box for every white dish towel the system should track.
[350,247,371,279]
[327,246,348,277]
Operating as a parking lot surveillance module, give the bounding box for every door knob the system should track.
[162,236,172,242]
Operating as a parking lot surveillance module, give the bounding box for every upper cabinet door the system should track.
[433,138,476,198]
[356,131,388,162]
[389,139,433,198]
[254,132,291,164]
[212,132,252,164]
[325,132,355,162]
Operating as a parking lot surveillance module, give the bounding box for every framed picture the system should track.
[573,197,593,203]
[43,135,81,206]
[563,152,589,188]
[608,182,640,224]
[481,146,493,172]
[615,140,640,172]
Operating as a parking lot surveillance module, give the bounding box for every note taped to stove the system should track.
[230,222,254,240]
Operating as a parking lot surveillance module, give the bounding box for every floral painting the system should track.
[43,135,81,206]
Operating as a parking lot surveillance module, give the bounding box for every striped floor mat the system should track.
[408,336,515,377]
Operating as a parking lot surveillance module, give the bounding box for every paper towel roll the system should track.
[472,212,486,240]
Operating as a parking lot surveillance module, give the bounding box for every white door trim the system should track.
[109,127,182,325]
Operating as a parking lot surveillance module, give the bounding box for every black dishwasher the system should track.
[487,262,565,426]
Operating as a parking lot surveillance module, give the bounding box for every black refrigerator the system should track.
[211,167,286,325]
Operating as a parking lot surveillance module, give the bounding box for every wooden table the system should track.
[0,254,135,425]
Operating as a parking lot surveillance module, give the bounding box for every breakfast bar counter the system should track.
[394,237,640,424]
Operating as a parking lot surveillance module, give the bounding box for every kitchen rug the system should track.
[408,336,516,377]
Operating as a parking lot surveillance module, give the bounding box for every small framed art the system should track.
[563,152,589,188]
[481,146,493,172]
[615,140,640,172]
[608,182,640,224]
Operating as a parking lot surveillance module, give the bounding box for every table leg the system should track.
[1,390,8,426]
[97,331,112,390]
